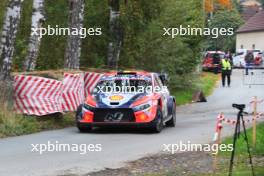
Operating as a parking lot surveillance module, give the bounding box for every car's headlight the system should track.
[133,102,151,112]
[83,103,95,111]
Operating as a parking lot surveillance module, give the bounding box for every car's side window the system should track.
[153,75,158,87]
[155,75,163,88]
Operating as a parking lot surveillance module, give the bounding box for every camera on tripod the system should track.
[229,103,255,176]
[232,104,245,111]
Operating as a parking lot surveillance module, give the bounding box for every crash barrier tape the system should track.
[14,72,101,116]
[14,75,63,116]
[212,112,264,142]
[61,73,85,112]
[217,113,264,126]
[213,114,223,142]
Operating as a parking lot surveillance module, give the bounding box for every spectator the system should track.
[226,50,233,66]
[221,57,232,87]
[244,51,254,75]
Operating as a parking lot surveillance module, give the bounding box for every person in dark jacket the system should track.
[245,51,254,75]
[213,53,220,74]
[226,50,233,66]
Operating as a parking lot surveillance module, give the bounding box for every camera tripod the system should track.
[228,104,255,176]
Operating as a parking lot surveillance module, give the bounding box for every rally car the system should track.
[76,71,176,133]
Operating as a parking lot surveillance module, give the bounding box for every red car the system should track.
[254,52,263,65]
[202,51,225,72]
[76,71,176,133]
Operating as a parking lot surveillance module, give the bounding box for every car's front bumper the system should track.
[77,120,157,129]
[77,105,158,125]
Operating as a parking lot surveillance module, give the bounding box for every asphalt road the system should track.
[0,70,263,176]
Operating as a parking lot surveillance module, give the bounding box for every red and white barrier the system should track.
[217,112,264,125]
[213,114,223,142]
[13,72,103,116]
[84,72,102,97]
[61,73,85,112]
[14,75,63,116]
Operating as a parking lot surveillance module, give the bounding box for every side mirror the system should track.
[159,73,169,85]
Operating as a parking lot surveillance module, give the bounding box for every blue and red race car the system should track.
[76,71,176,133]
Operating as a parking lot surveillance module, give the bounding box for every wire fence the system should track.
[243,68,264,86]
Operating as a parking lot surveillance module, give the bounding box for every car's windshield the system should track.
[207,53,225,59]
[93,76,152,94]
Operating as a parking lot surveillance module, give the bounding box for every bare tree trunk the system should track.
[64,0,85,69]
[107,0,122,69]
[0,0,23,81]
[23,0,45,71]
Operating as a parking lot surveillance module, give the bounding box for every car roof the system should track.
[206,51,225,54]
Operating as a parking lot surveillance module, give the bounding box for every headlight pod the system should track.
[133,102,151,112]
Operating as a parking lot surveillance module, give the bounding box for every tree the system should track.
[23,0,45,71]
[107,0,123,69]
[207,9,243,52]
[204,0,214,13]
[134,0,204,89]
[217,0,232,9]
[204,0,232,12]
[0,0,23,80]
[261,0,264,8]
[64,0,85,69]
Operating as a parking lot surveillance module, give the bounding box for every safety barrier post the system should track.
[216,113,223,145]
[252,96,257,148]
[213,113,223,173]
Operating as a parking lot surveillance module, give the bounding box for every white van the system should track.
[233,49,261,68]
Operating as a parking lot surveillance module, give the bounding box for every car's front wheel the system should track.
[151,107,163,133]
[166,102,176,127]
[77,124,92,133]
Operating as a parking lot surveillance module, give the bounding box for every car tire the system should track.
[166,102,176,127]
[75,104,83,122]
[151,106,163,133]
[77,124,92,133]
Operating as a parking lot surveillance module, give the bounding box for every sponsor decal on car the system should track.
[109,95,124,101]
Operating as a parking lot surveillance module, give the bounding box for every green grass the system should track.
[199,72,220,96]
[13,0,33,71]
[174,88,194,106]
[221,122,264,156]
[0,108,75,138]
[174,72,219,105]
[197,166,264,176]
[140,165,264,176]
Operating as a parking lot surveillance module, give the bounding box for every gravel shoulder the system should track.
[86,151,214,176]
